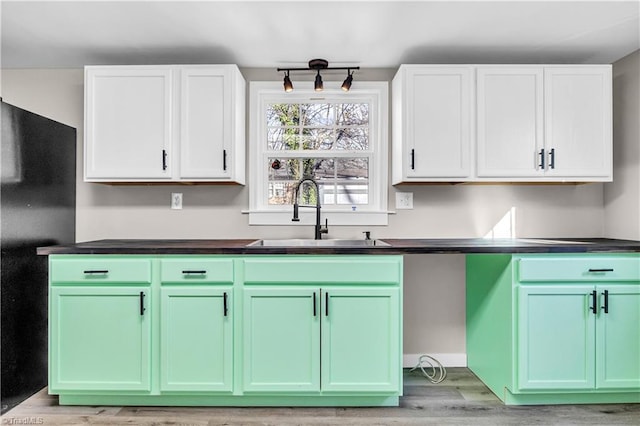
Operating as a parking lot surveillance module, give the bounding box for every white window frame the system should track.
[248,81,389,226]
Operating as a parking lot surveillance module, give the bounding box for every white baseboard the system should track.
[403,353,467,368]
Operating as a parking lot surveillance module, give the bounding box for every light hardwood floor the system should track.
[2,368,639,425]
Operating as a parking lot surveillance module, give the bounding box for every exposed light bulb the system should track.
[314,71,323,92]
[341,71,353,91]
[283,72,293,92]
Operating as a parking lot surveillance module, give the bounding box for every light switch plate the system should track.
[395,192,413,209]
[171,193,183,210]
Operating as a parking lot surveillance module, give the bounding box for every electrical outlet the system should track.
[395,192,413,210]
[171,193,183,210]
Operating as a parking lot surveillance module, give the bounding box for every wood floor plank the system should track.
[2,368,639,426]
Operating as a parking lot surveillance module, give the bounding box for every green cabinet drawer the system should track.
[160,258,234,284]
[243,256,402,285]
[50,256,151,284]
[518,256,640,282]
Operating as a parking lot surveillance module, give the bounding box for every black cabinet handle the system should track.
[313,292,317,317]
[602,290,609,314]
[223,292,228,317]
[162,149,168,171]
[549,148,555,169]
[588,268,614,273]
[83,270,108,274]
[223,149,227,171]
[325,292,329,317]
[140,292,145,316]
[590,290,597,315]
[182,270,206,275]
[410,149,415,170]
[538,148,545,169]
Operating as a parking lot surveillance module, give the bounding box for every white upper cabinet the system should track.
[392,65,472,183]
[85,65,245,183]
[544,67,612,179]
[476,67,544,178]
[180,67,245,182]
[85,67,173,180]
[392,64,612,183]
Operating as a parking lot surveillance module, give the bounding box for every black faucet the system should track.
[292,177,329,240]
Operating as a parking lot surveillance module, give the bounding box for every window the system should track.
[249,82,388,225]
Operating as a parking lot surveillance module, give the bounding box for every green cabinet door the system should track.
[321,287,400,392]
[50,287,151,392]
[596,285,640,389]
[160,287,233,392]
[517,285,595,390]
[243,287,320,392]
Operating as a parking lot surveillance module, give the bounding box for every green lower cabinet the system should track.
[160,287,233,392]
[49,255,403,406]
[243,286,401,394]
[518,285,596,390]
[596,285,640,389]
[322,287,400,392]
[243,287,320,392]
[50,286,151,392]
[467,253,640,405]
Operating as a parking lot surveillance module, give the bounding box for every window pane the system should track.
[302,103,335,126]
[336,158,368,180]
[268,181,297,205]
[335,128,369,150]
[336,183,369,205]
[336,103,369,126]
[267,157,299,205]
[269,158,300,181]
[302,128,334,150]
[268,128,300,150]
[267,104,300,126]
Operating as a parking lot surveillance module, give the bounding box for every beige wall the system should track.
[1,66,615,365]
[605,50,640,240]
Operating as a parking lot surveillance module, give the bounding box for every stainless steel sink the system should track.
[246,239,391,247]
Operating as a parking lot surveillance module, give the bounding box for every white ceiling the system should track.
[2,1,639,69]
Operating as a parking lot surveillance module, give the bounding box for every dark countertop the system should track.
[37,238,640,255]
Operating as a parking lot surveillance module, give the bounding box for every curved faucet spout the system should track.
[292,177,328,239]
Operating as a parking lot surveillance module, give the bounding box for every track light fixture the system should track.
[283,70,293,92]
[341,70,353,92]
[277,59,359,92]
[314,70,323,92]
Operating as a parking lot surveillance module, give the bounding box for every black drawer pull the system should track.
[162,149,168,171]
[223,149,227,171]
[182,270,206,274]
[588,268,614,273]
[590,290,597,315]
[313,292,317,317]
[223,292,228,317]
[325,292,329,317]
[140,292,146,316]
[601,290,609,314]
[410,149,415,170]
[538,148,545,169]
[84,270,108,274]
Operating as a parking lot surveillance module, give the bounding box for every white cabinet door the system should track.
[477,67,543,178]
[394,66,471,181]
[180,68,230,179]
[544,67,612,179]
[85,67,172,180]
[392,66,471,183]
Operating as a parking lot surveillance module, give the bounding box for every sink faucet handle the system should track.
[320,218,329,234]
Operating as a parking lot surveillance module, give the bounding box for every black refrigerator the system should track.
[1,100,76,413]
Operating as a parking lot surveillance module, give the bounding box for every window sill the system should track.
[244,210,391,226]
